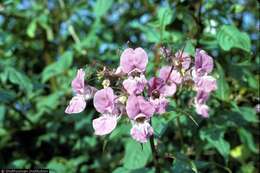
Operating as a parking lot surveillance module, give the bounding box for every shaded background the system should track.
[0,0,259,172]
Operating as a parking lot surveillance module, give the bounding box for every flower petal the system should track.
[195,104,209,118]
[195,49,214,74]
[93,87,115,114]
[160,83,177,97]
[130,122,154,143]
[65,95,86,114]
[92,115,117,135]
[195,75,217,93]
[120,47,148,73]
[126,95,140,119]
[71,69,85,94]
[159,66,182,84]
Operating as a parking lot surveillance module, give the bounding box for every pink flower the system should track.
[195,104,209,118]
[159,66,182,84]
[92,113,118,135]
[195,49,213,76]
[195,90,209,104]
[195,75,217,93]
[65,69,96,114]
[93,87,120,135]
[175,51,191,70]
[120,47,148,74]
[194,91,210,118]
[130,121,154,143]
[123,74,147,95]
[149,96,169,114]
[65,95,86,114]
[126,95,155,120]
[158,66,182,97]
[148,77,165,97]
[93,87,116,114]
[148,77,169,114]
[71,69,85,94]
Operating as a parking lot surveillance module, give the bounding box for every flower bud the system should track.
[102,79,110,88]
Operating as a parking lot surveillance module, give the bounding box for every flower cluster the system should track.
[65,47,217,143]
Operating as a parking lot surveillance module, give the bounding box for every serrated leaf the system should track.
[217,25,251,52]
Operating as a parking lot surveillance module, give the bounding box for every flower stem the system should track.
[150,130,160,172]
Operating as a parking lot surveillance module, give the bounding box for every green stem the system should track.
[150,120,160,173]
[149,135,160,173]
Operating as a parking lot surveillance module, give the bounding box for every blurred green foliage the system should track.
[0,0,259,172]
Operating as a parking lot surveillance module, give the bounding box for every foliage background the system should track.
[0,0,259,172]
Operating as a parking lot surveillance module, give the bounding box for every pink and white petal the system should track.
[195,104,209,118]
[92,115,117,135]
[130,122,154,143]
[195,49,214,74]
[159,66,171,81]
[65,95,86,114]
[138,96,155,118]
[133,47,148,72]
[126,95,140,119]
[170,70,182,84]
[93,87,115,113]
[71,69,85,94]
[160,83,177,97]
[123,78,138,95]
[196,75,217,93]
[120,48,135,74]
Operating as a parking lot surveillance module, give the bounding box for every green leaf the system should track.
[200,127,230,162]
[232,105,258,123]
[9,159,28,168]
[240,162,255,173]
[26,20,37,38]
[41,51,73,83]
[123,139,151,170]
[215,63,230,101]
[0,105,5,127]
[113,167,154,173]
[217,25,251,52]
[109,123,130,140]
[7,67,33,93]
[94,0,114,18]
[47,158,74,173]
[152,116,168,138]
[238,128,258,153]
[157,7,173,29]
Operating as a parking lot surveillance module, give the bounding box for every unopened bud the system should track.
[102,79,110,88]
[118,95,127,104]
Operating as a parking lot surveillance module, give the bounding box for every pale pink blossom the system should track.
[126,95,155,120]
[92,113,118,135]
[130,121,154,143]
[195,75,217,93]
[65,69,96,114]
[120,47,148,74]
[93,87,116,114]
[159,66,182,84]
[175,51,191,70]
[123,74,147,95]
[195,49,214,76]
